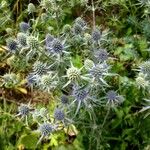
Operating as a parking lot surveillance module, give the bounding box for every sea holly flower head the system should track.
[61,95,69,104]
[27,36,39,50]
[18,104,30,117]
[54,108,65,121]
[19,22,30,32]
[70,85,92,115]
[45,33,54,47]
[39,72,58,92]
[37,122,56,145]
[63,62,89,88]
[6,38,18,52]
[135,73,149,89]
[94,49,109,63]
[75,17,87,28]
[17,32,27,47]
[16,103,32,125]
[26,73,40,86]
[28,3,36,14]
[72,85,88,102]
[105,90,124,107]
[139,61,150,75]
[88,62,111,87]
[51,39,64,54]
[84,59,95,71]
[32,61,49,75]
[2,73,20,88]
[92,28,101,42]
[39,123,53,136]
[73,23,83,35]
[67,66,81,82]
[46,38,69,55]
[62,24,72,34]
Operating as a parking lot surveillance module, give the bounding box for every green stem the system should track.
[101,106,110,128]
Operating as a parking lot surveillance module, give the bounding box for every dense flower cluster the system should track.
[4,13,125,143]
[2,0,127,146]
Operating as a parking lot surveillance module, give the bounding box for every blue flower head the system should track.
[105,90,124,107]
[45,33,54,47]
[92,28,101,42]
[75,17,87,28]
[95,49,108,62]
[54,108,65,121]
[6,38,18,52]
[17,32,27,47]
[19,22,30,32]
[61,95,69,104]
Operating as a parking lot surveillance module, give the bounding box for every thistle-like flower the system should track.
[39,123,53,136]
[27,36,39,49]
[61,95,69,104]
[92,28,101,42]
[67,66,81,82]
[32,107,49,121]
[6,38,18,52]
[84,59,94,71]
[46,38,68,55]
[71,85,90,115]
[39,72,58,92]
[37,122,55,145]
[75,17,87,28]
[95,49,108,62]
[40,107,49,117]
[51,39,64,54]
[26,73,40,86]
[88,63,110,86]
[32,109,41,121]
[6,28,13,34]
[2,73,19,88]
[63,63,88,88]
[16,103,31,125]
[63,65,81,88]
[18,104,30,117]
[135,73,149,89]
[105,90,124,107]
[62,24,71,34]
[84,33,92,43]
[73,24,83,35]
[54,108,65,121]
[28,3,36,13]
[33,61,49,75]
[72,86,88,102]
[19,22,30,32]
[139,61,150,75]
[53,108,71,125]
[17,32,27,47]
[45,33,54,47]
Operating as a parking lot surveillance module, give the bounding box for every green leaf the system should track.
[50,135,58,147]
[17,133,39,149]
